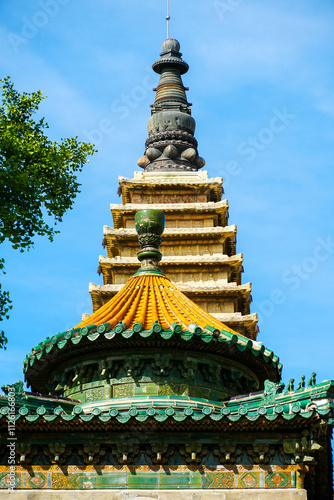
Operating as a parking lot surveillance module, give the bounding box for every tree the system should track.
[0,77,96,348]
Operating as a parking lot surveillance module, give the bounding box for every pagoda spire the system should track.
[137,39,205,172]
[166,0,170,39]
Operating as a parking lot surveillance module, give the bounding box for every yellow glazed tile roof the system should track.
[75,272,237,334]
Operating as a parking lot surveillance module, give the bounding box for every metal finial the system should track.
[166,0,170,39]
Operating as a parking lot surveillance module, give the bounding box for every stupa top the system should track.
[161,38,180,52]
[152,38,189,75]
[137,39,205,172]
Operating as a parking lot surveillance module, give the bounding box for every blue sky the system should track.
[0,1,333,390]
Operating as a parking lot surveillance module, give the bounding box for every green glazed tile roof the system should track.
[24,323,281,393]
[1,380,332,432]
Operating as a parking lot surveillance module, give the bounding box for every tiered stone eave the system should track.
[110,200,229,229]
[89,281,252,301]
[103,224,237,259]
[89,278,252,311]
[211,313,258,338]
[99,253,243,267]
[93,171,256,337]
[98,253,244,287]
[89,167,259,339]
[118,170,223,204]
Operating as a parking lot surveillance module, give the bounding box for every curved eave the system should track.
[24,323,281,393]
[2,380,333,433]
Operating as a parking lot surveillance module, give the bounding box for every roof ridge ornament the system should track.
[135,209,165,275]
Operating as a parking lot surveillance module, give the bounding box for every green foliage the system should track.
[0,259,12,349]
[0,77,97,348]
[0,76,96,249]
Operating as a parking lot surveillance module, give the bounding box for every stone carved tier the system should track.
[119,170,223,204]
[103,225,237,259]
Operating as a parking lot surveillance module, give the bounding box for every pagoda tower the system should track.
[90,38,258,340]
[0,39,333,500]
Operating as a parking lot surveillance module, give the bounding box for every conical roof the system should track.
[75,273,235,334]
[76,208,235,334]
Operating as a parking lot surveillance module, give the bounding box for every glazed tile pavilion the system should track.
[0,38,333,499]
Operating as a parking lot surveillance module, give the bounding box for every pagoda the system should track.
[91,38,257,341]
[0,39,333,500]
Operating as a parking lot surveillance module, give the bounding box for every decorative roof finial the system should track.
[135,209,165,275]
[166,0,170,39]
